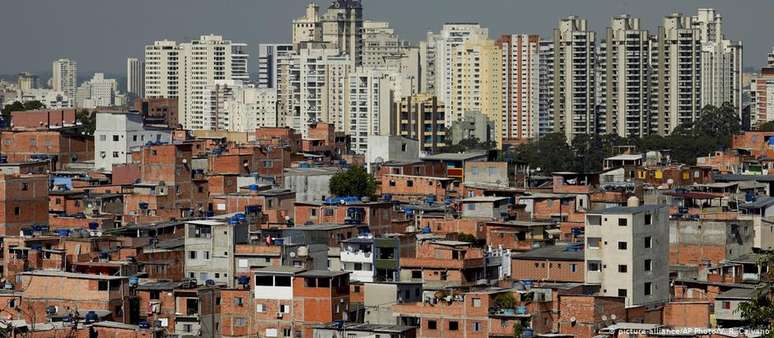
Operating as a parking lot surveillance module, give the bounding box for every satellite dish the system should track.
[601,315,607,321]
[610,314,617,321]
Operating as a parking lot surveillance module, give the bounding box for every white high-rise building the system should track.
[362,21,402,68]
[144,40,180,98]
[257,44,294,89]
[75,73,118,109]
[585,204,669,307]
[52,58,77,100]
[345,68,397,154]
[223,85,278,132]
[498,34,541,141]
[552,17,597,140]
[538,40,555,137]
[292,0,363,67]
[693,8,743,115]
[429,23,489,126]
[127,57,145,98]
[651,13,702,135]
[178,35,249,130]
[599,15,651,138]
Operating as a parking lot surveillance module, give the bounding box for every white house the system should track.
[94,111,172,171]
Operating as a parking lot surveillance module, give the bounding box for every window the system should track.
[427,320,437,330]
[412,271,422,279]
[99,135,106,141]
[263,160,273,168]
[189,251,197,259]
[644,237,652,249]
[13,207,20,216]
[234,297,244,306]
[571,264,577,272]
[618,218,628,226]
[311,209,317,217]
[113,151,119,158]
[722,301,731,309]
[644,259,652,272]
[275,276,291,287]
[389,180,396,187]
[133,135,137,142]
[618,289,627,297]
[354,286,360,293]
[618,242,628,250]
[204,251,210,260]
[407,180,413,187]
[256,275,273,286]
[472,298,481,307]
[587,237,601,249]
[473,322,481,332]
[588,261,601,272]
[21,183,28,191]
[283,328,292,337]
[280,304,290,313]
[98,281,108,291]
[256,304,266,313]
[645,214,652,225]
[618,265,628,273]
[644,282,652,296]
[183,324,192,332]
[113,135,119,142]
[234,318,246,327]
[449,321,459,331]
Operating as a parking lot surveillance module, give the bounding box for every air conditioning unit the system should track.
[276,312,283,319]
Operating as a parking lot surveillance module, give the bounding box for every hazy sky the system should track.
[3,0,774,75]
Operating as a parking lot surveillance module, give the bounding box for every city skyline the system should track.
[4,0,774,74]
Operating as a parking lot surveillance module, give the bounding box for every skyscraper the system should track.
[345,68,397,154]
[362,21,402,68]
[651,13,701,135]
[292,0,363,67]
[599,15,651,138]
[552,17,597,140]
[127,57,145,98]
[144,40,180,99]
[693,8,743,115]
[257,44,294,89]
[52,58,77,99]
[177,35,249,130]
[498,34,541,142]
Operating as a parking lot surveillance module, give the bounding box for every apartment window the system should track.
[99,135,106,141]
[618,218,628,226]
[234,297,244,306]
[587,237,601,249]
[133,135,137,142]
[256,304,266,313]
[263,160,273,168]
[324,208,334,216]
[472,298,481,307]
[587,215,601,225]
[113,151,119,158]
[354,286,360,293]
[113,135,119,142]
[256,275,273,286]
[722,301,731,309]
[618,265,628,273]
[234,318,246,327]
[644,236,652,249]
[427,320,437,330]
[150,290,160,300]
[449,321,459,331]
[283,328,292,337]
[618,242,628,250]
[189,251,197,259]
[645,214,652,225]
[412,271,422,279]
[204,251,210,260]
[644,259,652,272]
[473,322,481,332]
[571,264,577,272]
[644,282,652,296]
[13,207,20,216]
[388,180,396,187]
[98,281,108,291]
[618,289,627,297]
[275,276,291,287]
[407,180,413,187]
[21,183,29,191]
[311,209,317,217]
[183,324,193,333]
[588,262,601,272]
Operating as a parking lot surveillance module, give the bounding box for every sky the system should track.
[3,0,774,76]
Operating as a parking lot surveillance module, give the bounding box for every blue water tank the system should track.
[129,276,139,286]
[57,229,71,237]
[523,328,534,338]
[422,226,431,234]
[205,279,216,286]
[88,222,99,230]
[248,184,259,191]
[84,311,99,324]
[138,320,150,329]
[382,194,392,202]
[235,213,247,221]
[238,275,250,285]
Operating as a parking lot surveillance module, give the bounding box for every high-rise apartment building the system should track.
[394,94,446,154]
[292,0,363,66]
[693,8,743,115]
[203,80,278,132]
[429,23,489,126]
[144,40,180,98]
[362,21,402,68]
[585,203,669,307]
[127,57,145,98]
[498,34,541,142]
[17,72,39,93]
[538,40,555,137]
[177,35,249,130]
[552,17,597,140]
[651,13,702,135]
[450,36,503,148]
[52,58,78,100]
[345,69,396,154]
[749,66,774,128]
[75,73,119,109]
[599,15,651,137]
[257,44,294,89]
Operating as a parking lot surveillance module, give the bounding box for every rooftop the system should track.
[298,270,349,278]
[591,205,663,215]
[461,196,510,203]
[513,244,584,261]
[716,287,757,300]
[284,167,342,176]
[422,151,487,161]
[18,270,127,280]
[254,266,306,275]
[314,322,415,333]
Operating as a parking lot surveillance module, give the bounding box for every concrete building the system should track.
[52,58,77,100]
[184,217,249,287]
[448,111,496,146]
[693,8,743,116]
[15,88,72,109]
[429,23,489,128]
[221,83,278,131]
[461,196,510,219]
[362,21,403,68]
[538,39,555,137]
[94,111,172,171]
[292,0,363,67]
[599,15,652,137]
[127,57,145,98]
[552,16,597,140]
[651,13,702,135]
[283,167,342,202]
[257,43,293,89]
[498,34,541,142]
[584,203,669,307]
[75,73,119,108]
[364,282,423,325]
[144,39,180,99]
[394,94,446,154]
[178,35,249,130]
[749,67,774,128]
[364,135,420,173]
[16,72,39,93]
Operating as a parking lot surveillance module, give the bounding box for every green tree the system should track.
[513,321,524,338]
[329,166,376,197]
[494,292,516,309]
[442,137,497,153]
[76,109,96,135]
[738,252,774,336]
[758,120,774,132]
[571,133,628,172]
[510,133,575,173]
[693,102,741,138]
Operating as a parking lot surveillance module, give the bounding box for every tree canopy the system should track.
[442,137,497,153]
[76,109,96,135]
[329,166,377,197]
